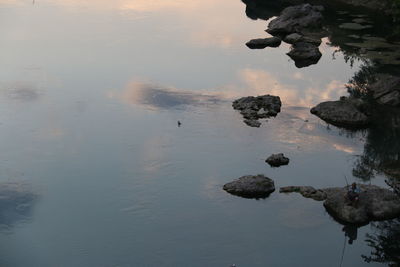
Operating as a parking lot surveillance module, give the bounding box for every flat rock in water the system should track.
[223,175,275,199]
[287,42,322,68]
[310,98,370,128]
[246,37,282,49]
[232,95,281,127]
[267,4,324,35]
[266,153,290,167]
[280,184,400,225]
[280,186,327,201]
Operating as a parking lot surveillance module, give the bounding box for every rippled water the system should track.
[0,0,397,266]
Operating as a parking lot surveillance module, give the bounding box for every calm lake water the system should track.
[0,0,398,266]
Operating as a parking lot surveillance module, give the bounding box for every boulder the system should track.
[323,185,400,225]
[233,95,282,127]
[280,184,400,225]
[310,98,370,128]
[246,37,282,49]
[223,174,275,199]
[287,42,322,68]
[267,4,324,35]
[266,153,290,167]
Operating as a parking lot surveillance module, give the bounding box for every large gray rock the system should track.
[280,184,400,225]
[267,4,324,35]
[223,175,275,198]
[368,74,400,107]
[246,37,282,49]
[287,42,322,68]
[310,98,370,128]
[266,153,290,167]
[233,95,282,127]
[323,185,400,225]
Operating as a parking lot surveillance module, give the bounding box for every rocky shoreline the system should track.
[281,185,400,225]
[225,1,400,229]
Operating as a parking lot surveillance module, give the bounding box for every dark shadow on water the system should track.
[1,83,42,102]
[0,182,37,229]
[363,219,400,266]
[122,82,224,110]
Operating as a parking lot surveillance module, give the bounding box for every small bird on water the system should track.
[177,121,181,127]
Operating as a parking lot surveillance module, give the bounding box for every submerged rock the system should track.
[232,95,281,127]
[280,186,327,201]
[283,33,321,46]
[287,42,322,68]
[267,4,324,35]
[223,174,275,199]
[310,98,370,128]
[244,119,261,128]
[246,37,282,49]
[283,33,302,44]
[280,184,400,225]
[266,153,290,167]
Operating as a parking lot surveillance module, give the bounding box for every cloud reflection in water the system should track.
[0,182,37,229]
[119,81,223,110]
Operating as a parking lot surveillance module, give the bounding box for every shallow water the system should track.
[0,0,397,266]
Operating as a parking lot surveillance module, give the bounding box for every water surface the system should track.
[0,0,397,266]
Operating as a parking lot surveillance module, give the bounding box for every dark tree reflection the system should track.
[363,219,400,266]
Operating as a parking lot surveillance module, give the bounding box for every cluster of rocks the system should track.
[268,4,324,68]
[223,176,400,224]
[246,4,325,68]
[232,95,281,127]
[310,74,400,129]
[280,184,400,225]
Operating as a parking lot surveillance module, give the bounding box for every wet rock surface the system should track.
[266,153,290,167]
[310,98,370,128]
[287,42,322,68]
[246,37,282,49]
[280,186,327,201]
[283,33,321,46]
[266,4,324,36]
[232,95,282,127]
[280,184,400,225]
[223,175,275,199]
